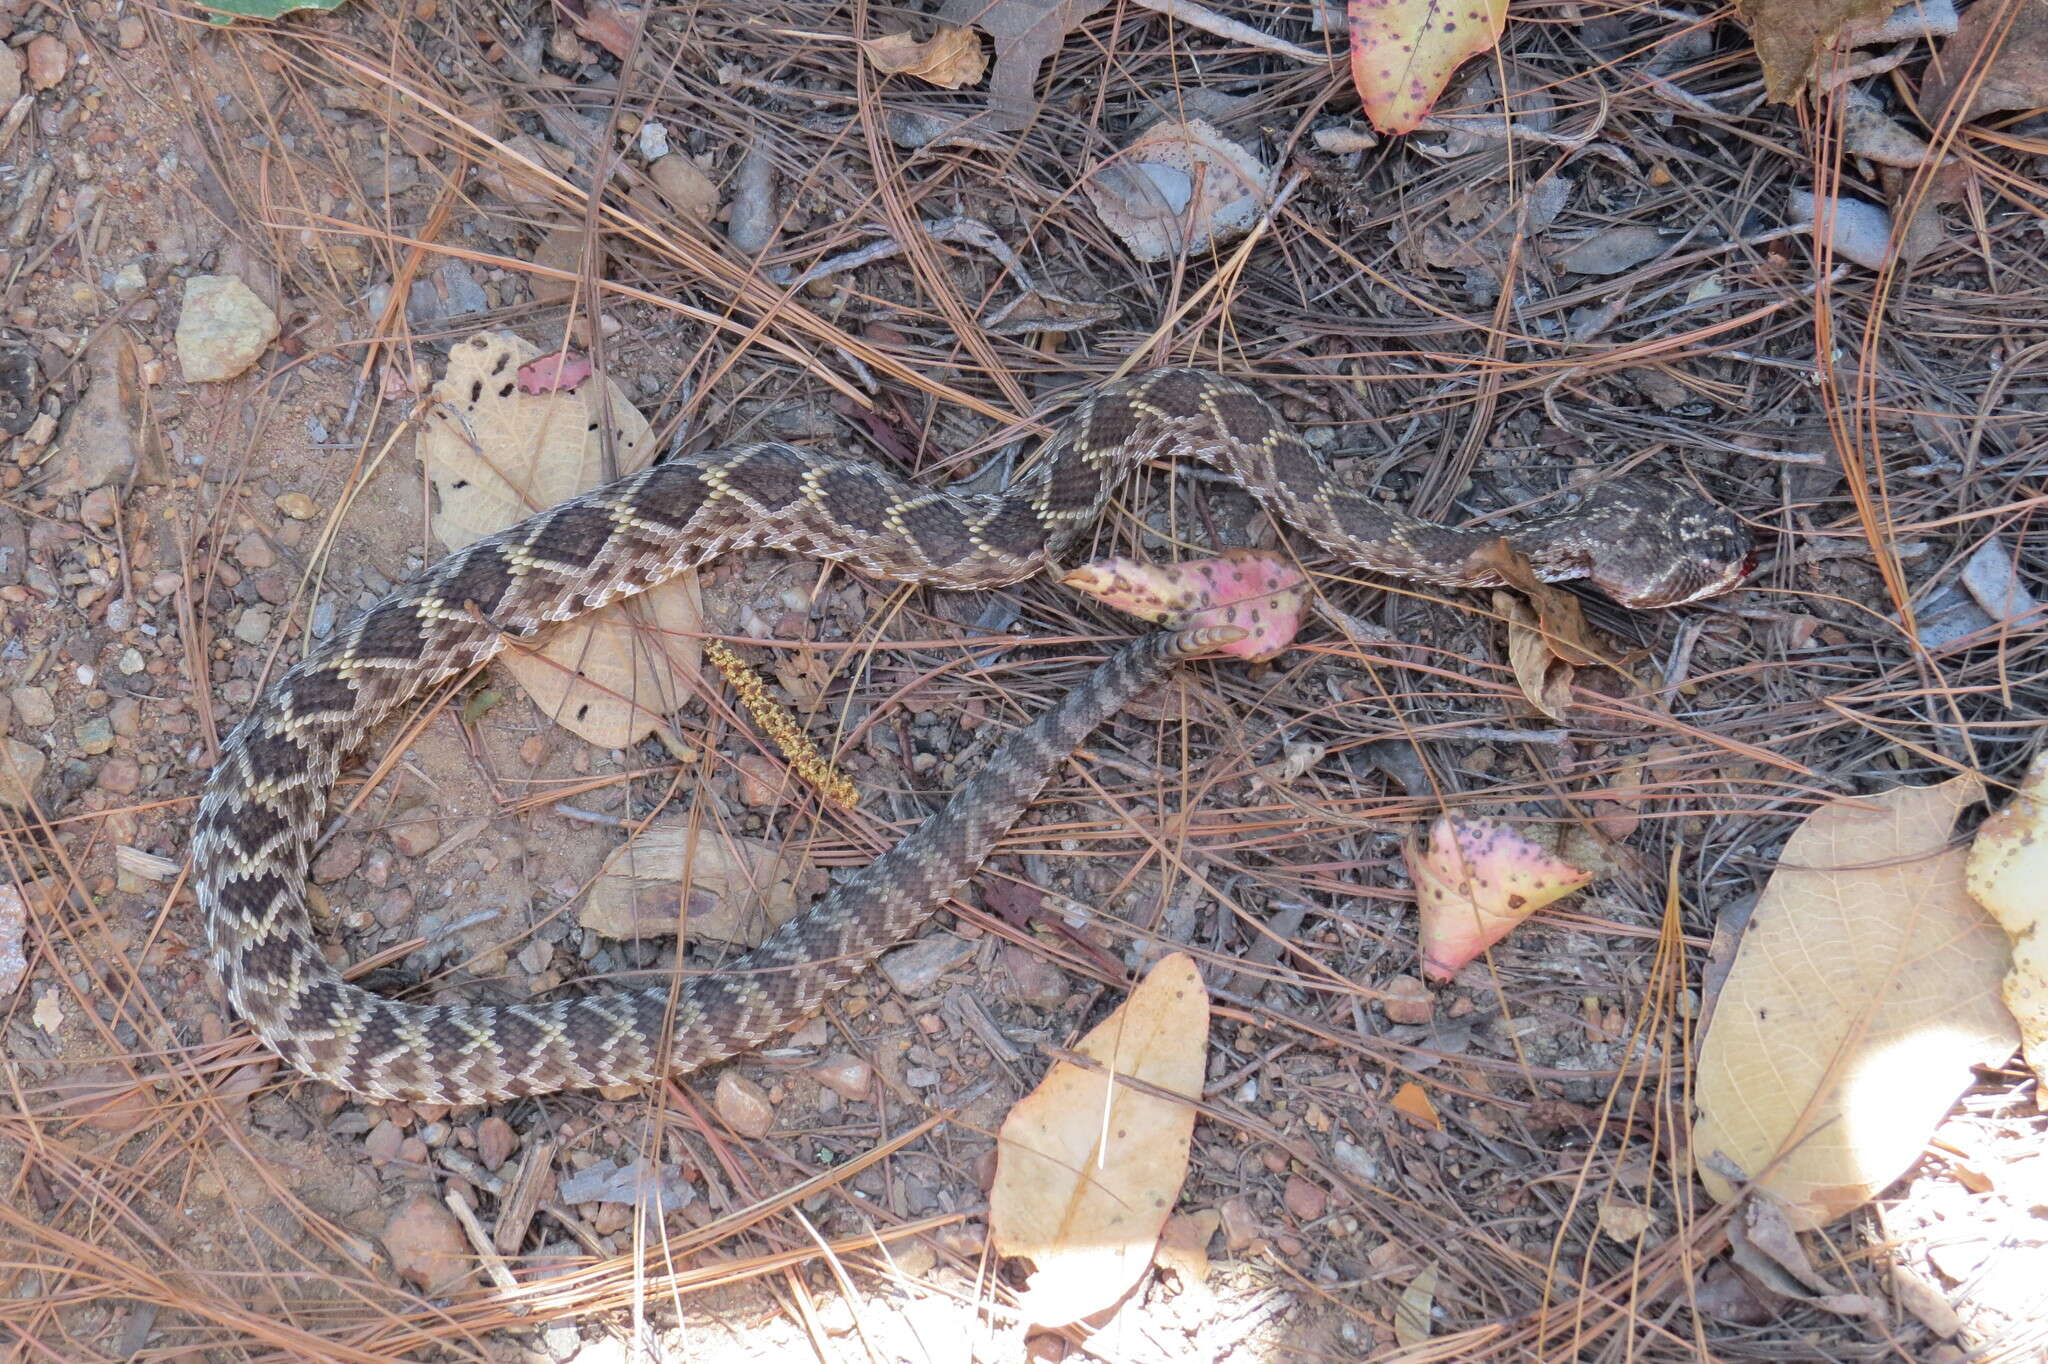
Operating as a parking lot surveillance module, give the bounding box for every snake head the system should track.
[1571,480,1755,609]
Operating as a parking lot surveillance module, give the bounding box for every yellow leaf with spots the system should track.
[989,953,1208,1326]
[1348,0,1509,136]
[418,331,702,750]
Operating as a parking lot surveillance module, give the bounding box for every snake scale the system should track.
[194,365,1751,1103]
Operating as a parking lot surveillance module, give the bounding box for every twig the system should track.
[1128,0,1332,64]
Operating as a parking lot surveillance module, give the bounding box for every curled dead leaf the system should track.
[1083,119,1276,264]
[1495,590,1573,721]
[1736,0,1895,102]
[937,0,1108,129]
[859,26,987,87]
[989,952,1208,1327]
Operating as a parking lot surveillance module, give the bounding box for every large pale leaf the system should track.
[1965,750,2048,1085]
[989,952,1208,1327]
[580,812,823,949]
[1348,0,1509,135]
[418,331,702,749]
[1694,775,2018,1228]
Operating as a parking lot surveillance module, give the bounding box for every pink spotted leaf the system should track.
[517,349,593,395]
[1348,0,1510,136]
[1064,550,1307,661]
[1409,815,1593,981]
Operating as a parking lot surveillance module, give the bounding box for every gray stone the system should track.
[74,717,114,756]
[176,276,279,383]
[233,605,274,645]
[10,685,55,728]
[0,738,46,808]
[879,932,975,995]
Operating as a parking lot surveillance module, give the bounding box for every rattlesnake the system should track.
[194,364,1750,1102]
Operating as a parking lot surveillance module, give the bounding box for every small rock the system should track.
[518,937,552,974]
[233,605,274,645]
[1381,975,1435,1025]
[0,739,47,808]
[879,932,975,995]
[999,944,1068,1007]
[648,153,719,219]
[78,487,119,529]
[476,1115,518,1171]
[389,816,440,857]
[1283,1174,1327,1222]
[111,262,147,302]
[11,686,56,728]
[116,15,147,49]
[117,648,145,676]
[1218,1195,1262,1253]
[714,1071,775,1138]
[811,1054,874,1101]
[0,885,25,994]
[25,35,67,91]
[311,836,365,884]
[45,336,144,496]
[0,43,19,106]
[94,757,141,795]
[382,1191,470,1291]
[74,717,114,756]
[275,492,318,521]
[233,532,275,570]
[734,753,783,806]
[176,275,279,384]
[374,887,415,929]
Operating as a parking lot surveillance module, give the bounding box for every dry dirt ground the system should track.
[1,0,2044,1361]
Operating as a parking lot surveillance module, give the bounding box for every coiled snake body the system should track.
[194,366,1749,1102]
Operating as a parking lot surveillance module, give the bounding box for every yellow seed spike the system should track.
[704,640,860,810]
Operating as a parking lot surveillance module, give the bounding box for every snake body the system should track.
[194,365,1750,1102]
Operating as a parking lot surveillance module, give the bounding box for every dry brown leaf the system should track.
[1725,1192,1882,1316]
[1597,1195,1656,1243]
[937,0,1107,128]
[579,812,823,948]
[1390,1081,1441,1130]
[1348,0,1508,135]
[1921,0,2048,126]
[1495,590,1574,721]
[1736,0,1895,102]
[1964,749,2048,1085]
[858,26,988,87]
[1082,119,1276,264]
[1693,775,2018,1229]
[1393,1262,1440,1347]
[989,952,1208,1327]
[1470,540,1606,666]
[419,331,703,750]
